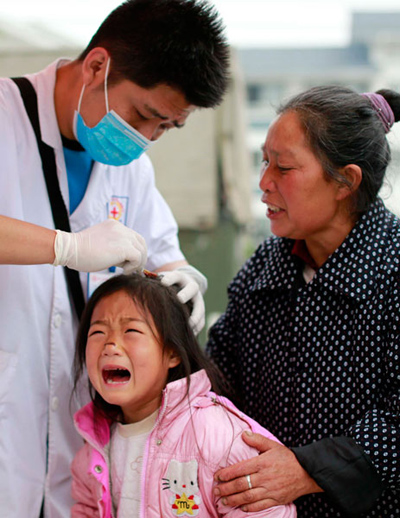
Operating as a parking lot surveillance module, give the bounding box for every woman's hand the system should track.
[213,432,323,512]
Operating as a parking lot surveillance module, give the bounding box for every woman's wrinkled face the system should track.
[259,110,345,243]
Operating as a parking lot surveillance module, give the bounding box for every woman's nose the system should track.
[259,167,275,193]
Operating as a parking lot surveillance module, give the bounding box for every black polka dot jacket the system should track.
[206,198,400,517]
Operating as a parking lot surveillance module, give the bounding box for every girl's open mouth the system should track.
[102,367,131,384]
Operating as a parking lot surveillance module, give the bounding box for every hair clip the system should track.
[361,92,394,133]
[142,269,158,279]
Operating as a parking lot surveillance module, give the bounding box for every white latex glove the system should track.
[53,219,147,273]
[160,265,207,335]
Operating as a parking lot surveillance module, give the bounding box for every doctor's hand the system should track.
[214,432,323,513]
[160,265,207,335]
[53,219,147,273]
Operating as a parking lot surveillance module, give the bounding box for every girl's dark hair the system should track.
[278,85,400,214]
[74,273,224,421]
[78,0,229,108]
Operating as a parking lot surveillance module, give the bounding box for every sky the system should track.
[1,0,400,48]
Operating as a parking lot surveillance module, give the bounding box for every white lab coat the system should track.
[0,59,184,518]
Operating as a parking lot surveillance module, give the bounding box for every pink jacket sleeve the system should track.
[71,444,102,518]
[214,427,297,517]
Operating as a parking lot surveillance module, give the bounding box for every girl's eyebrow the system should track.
[89,319,106,327]
[89,317,145,328]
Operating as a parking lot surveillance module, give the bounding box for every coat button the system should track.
[94,465,103,474]
[54,314,62,328]
[156,439,162,446]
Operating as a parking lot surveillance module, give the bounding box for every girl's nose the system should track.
[102,342,122,356]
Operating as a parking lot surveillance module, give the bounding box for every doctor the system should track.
[0,1,229,517]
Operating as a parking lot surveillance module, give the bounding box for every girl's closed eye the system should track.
[125,327,143,334]
[88,329,105,337]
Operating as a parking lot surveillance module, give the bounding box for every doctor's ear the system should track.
[81,47,110,87]
[336,164,362,201]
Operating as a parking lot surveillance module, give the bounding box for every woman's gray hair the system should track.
[278,85,400,214]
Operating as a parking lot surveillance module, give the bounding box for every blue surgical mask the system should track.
[73,59,154,166]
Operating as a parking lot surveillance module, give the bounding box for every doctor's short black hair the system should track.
[78,0,230,108]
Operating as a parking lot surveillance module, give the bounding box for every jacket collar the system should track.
[251,237,300,293]
[25,59,68,151]
[251,199,396,301]
[74,402,112,453]
[74,370,212,448]
[318,198,396,300]
[158,369,211,423]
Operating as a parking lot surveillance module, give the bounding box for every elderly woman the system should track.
[206,86,400,517]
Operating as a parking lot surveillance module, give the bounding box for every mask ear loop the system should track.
[104,57,111,114]
[77,56,111,115]
[77,84,85,114]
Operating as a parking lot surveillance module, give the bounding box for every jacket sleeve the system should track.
[348,275,400,486]
[71,444,101,518]
[293,276,400,516]
[292,436,383,517]
[213,425,297,517]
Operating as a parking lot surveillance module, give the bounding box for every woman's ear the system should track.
[336,164,362,201]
